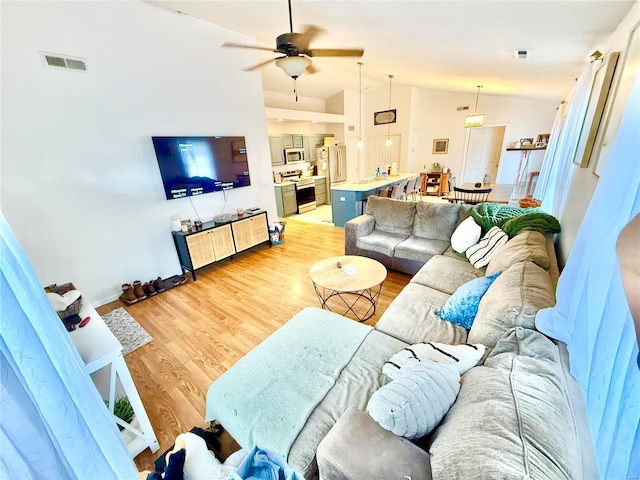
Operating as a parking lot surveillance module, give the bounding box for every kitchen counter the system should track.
[331,173,419,227]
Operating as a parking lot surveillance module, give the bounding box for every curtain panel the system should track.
[0,212,137,479]
[535,75,640,479]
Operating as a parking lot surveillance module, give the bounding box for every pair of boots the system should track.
[119,277,165,305]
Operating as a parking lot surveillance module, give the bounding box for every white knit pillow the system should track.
[466,226,508,268]
[367,362,460,440]
[450,217,482,253]
[382,342,486,381]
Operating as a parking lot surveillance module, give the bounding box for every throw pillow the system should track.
[367,362,460,440]
[382,342,486,381]
[435,272,501,329]
[466,226,509,268]
[450,216,482,253]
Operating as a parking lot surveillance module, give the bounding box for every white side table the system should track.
[69,299,159,458]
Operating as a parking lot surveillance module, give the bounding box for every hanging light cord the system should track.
[474,85,482,112]
[358,62,363,142]
[387,75,394,146]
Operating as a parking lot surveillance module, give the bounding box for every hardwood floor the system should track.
[96,219,411,471]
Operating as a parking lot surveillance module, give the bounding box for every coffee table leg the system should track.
[312,281,383,322]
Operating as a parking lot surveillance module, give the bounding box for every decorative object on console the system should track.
[466,227,509,268]
[435,272,501,329]
[367,362,460,440]
[519,137,534,146]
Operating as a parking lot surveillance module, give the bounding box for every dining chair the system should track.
[404,177,421,201]
[391,179,408,200]
[453,186,492,205]
[447,176,456,193]
[378,187,390,197]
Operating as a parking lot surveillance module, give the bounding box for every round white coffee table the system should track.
[309,255,387,322]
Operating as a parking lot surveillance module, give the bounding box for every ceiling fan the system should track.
[222,0,364,79]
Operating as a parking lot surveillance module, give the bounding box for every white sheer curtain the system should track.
[534,62,598,215]
[535,74,640,479]
[0,212,137,479]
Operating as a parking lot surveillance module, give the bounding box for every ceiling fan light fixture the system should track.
[276,56,311,78]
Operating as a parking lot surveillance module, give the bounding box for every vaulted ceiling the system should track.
[150,1,634,102]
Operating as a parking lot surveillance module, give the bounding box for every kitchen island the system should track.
[331,173,419,227]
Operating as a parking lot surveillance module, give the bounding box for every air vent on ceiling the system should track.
[514,49,530,60]
[457,106,469,111]
[348,125,355,131]
[40,52,87,72]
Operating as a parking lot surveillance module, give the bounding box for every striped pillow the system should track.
[466,226,508,268]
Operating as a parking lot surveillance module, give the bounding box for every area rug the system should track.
[102,307,152,355]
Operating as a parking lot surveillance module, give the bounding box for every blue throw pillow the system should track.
[435,272,501,329]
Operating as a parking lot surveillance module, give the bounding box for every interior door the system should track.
[367,135,401,176]
[462,126,505,184]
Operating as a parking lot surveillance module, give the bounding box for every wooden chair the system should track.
[453,186,491,205]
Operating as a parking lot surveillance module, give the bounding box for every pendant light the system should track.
[357,62,364,148]
[386,75,394,146]
[465,85,485,128]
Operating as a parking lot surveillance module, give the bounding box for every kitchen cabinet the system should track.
[292,134,303,148]
[275,184,297,217]
[303,135,317,162]
[172,211,268,280]
[315,178,327,206]
[282,134,294,149]
[269,136,285,165]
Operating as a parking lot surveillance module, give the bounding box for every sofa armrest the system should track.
[345,215,375,254]
[317,407,432,480]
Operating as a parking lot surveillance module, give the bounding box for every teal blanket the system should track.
[205,307,372,459]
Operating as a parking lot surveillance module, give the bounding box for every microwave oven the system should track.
[284,148,305,163]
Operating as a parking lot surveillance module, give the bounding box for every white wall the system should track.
[407,88,557,182]
[557,2,640,262]
[1,1,277,305]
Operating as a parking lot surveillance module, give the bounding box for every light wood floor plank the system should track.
[97,219,411,471]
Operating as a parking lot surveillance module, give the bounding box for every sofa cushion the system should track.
[467,261,555,348]
[375,283,468,345]
[356,230,408,257]
[366,196,416,235]
[429,328,581,480]
[412,255,485,295]
[394,237,450,263]
[412,202,461,241]
[485,230,551,276]
[450,216,482,253]
[465,226,509,268]
[435,272,501,329]
[367,362,460,440]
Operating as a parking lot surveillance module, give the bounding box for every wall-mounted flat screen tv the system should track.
[151,136,251,200]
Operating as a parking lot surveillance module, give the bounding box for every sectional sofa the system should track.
[205,199,596,479]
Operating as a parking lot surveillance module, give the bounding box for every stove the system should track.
[280,170,316,213]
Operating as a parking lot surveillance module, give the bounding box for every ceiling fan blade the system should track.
[222,42,278,53]
[306,48,364,57]
[300,25,323,44]
[243,57,282,72]
[305,63,318,75]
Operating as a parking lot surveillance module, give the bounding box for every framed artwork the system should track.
[536,133,550,146]
[594,24,639,177]
[374,109,397,125]
[433,138,449,154]
[520,137,534,146]
[573,51,620,167]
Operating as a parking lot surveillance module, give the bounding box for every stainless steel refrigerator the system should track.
[317,145,347,204]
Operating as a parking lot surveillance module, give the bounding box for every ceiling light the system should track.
[277,118,283,122]
[465,85,484,128]
[357,62,364,148]
[275,56,311,79]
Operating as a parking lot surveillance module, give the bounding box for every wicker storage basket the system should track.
[519,196,542,209]
[44,282,82,319]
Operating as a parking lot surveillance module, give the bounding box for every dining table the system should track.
[443,183,515,204]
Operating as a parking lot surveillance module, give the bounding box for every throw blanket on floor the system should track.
[471,204,561,237]
[205,307,372,460]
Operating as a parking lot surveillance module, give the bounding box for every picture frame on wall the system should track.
[374,109,397,125]
[433,138,449,154]
[573,51,620,168]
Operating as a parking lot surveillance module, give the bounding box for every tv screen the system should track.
[151,136,251,200]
